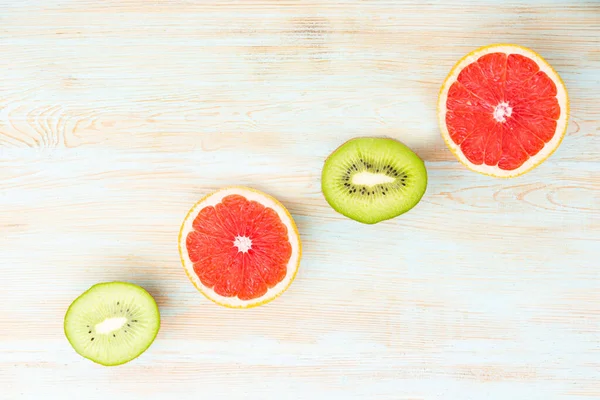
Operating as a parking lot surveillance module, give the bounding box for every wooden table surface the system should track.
[1,1,598,399]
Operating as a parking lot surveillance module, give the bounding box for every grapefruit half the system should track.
[438,44,569,177]
[178,187,301,308]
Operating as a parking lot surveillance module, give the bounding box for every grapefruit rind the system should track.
[438,43,569,178]
[178,186,302,309]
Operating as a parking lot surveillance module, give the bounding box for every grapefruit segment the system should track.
[506,118,545,156]
[447,82,493,114]
[513,96,561,120]
[483,123,503,166]
[213,254,243,298]
[507,71,557,106]
[497,128,529,171]
[194,261,221,288]
[458,52,506,104]
[461,127,487,165]
[459,112,499,166]
[438,44,569,177]
[506,53,539,83]
[193,206,228,239]
[457,60,499,105]
[445,110,488,145]
[179,187,301,308]
[512,112,557,143]
[238,256,268,301]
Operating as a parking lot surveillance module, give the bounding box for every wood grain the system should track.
[0,1,598,399]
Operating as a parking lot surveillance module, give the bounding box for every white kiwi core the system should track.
[95,317,128,335]
[351,171,396,187]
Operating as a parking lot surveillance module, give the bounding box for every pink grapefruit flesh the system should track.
[439,44,568,177]
[179,187,301,308]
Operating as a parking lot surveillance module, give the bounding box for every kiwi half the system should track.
[64,282,160,366]
[321,137,427,224]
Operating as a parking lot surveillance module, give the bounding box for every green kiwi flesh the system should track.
[321,137,427,224]
[64,282,160,366]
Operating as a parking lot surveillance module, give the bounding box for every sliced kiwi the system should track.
[64,282,160,366]
[321,137,427,224]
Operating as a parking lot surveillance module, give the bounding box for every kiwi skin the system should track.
[321,137,428,224]
[64,281,160,367]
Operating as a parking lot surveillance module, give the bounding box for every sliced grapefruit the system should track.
[178,187,301,308]
[438,44,569,177]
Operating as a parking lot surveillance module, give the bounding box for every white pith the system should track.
[493,101,512,123]
[234,236,252,253]
[95,317,127,335]
[438,44,568,178]
[351,171,395,187]
[179,187,301,308]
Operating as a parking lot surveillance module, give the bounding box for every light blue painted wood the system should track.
[0,1,598,399]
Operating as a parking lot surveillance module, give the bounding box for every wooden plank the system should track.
[0,1,598,161]
[0,1,598,399]
[1,151,598,399]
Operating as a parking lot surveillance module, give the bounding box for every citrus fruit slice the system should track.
[178,187,302,308]
[438,44,569,177]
